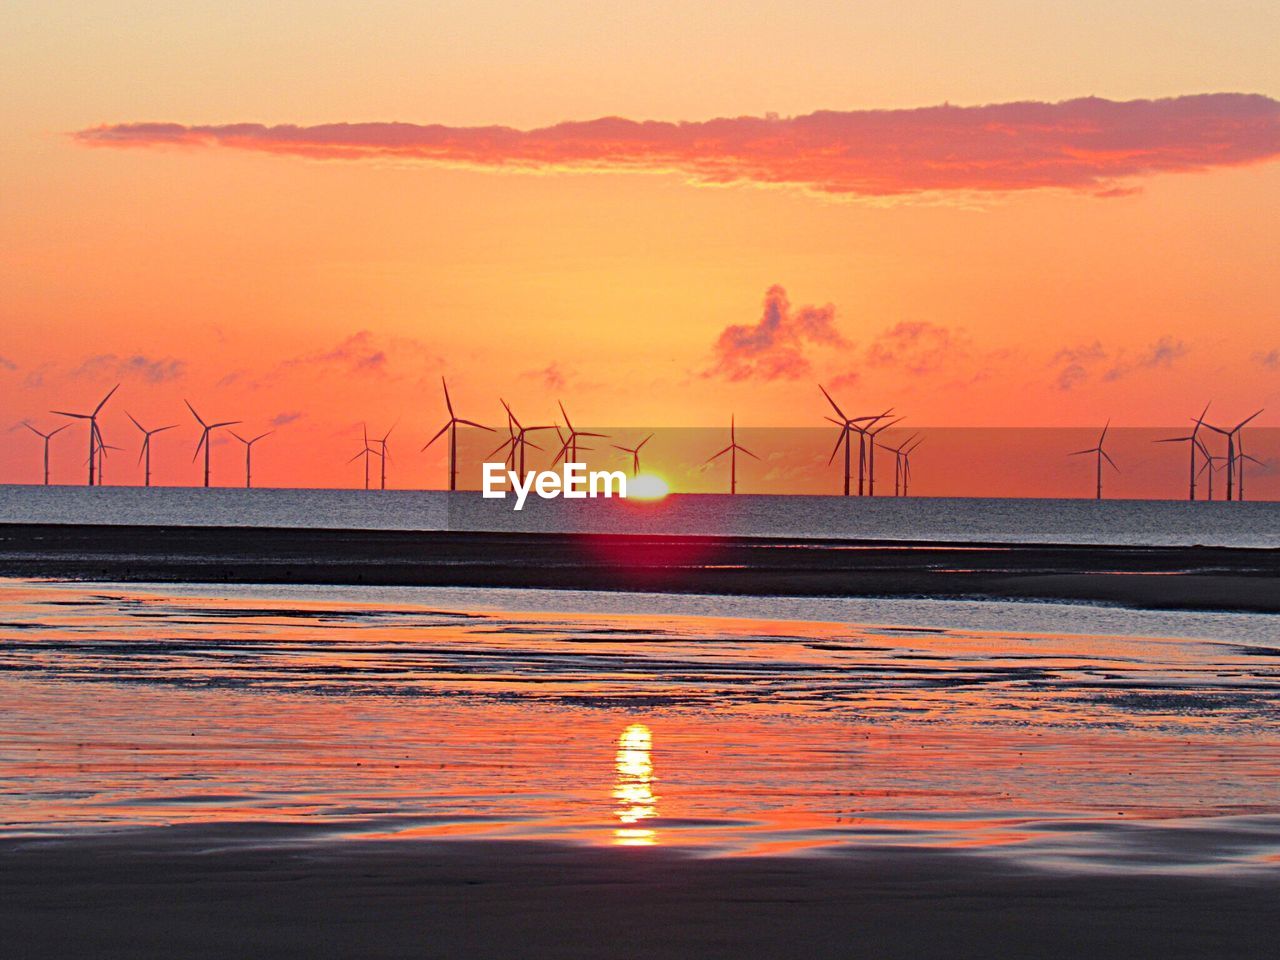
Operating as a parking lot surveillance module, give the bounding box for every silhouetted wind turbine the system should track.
[23,422,69,486]
[900,436,924,497]
[185,400,240,488]
[230,430,273,489]
[52,383,119,486]
[553,400,607,465]
[126,413,177,488]
[489,401,554,475]
[1154,403,1210,501]
[612,434,653,476]
[1197,450,1227,501]
[818,386,883,496]
[1203,410,1263,501]
[704,415,758,494]
[1069,420,1118,500]
[371,423,396,490]
[879,432,919,497]
[863,416,902,497]
[349,424,381,490]
[421,378,492,491]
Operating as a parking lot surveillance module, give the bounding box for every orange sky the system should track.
[3,1,1279,491]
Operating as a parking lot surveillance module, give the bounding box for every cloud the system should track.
[288,331,387,374]
[1103,335,1188,381]
[0,356,16,372]
[1255,348,1280,370]
[74,353,186,383]
[865,322,965,374]
[522,362,569,391]
[1051,336,1188,389]
[706,285,845,381]
[270,411,304,427]
[74,94,1280,199]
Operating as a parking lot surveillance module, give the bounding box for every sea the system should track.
[2,484,1280,547]
[2,484,1278,873]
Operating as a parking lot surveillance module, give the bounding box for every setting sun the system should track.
[628,474,670,501]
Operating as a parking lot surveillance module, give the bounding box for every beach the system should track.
[2,569,1279,958]
[2,521,1279,611]
[6,828,1280,960]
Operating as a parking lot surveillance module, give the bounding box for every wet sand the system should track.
[1,522,1278,612]
[3,826,1278,960]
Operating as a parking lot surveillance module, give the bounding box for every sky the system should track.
[2,1,1279,492]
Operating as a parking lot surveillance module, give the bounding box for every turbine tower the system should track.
[900,436,925,497]
[52,383,119,486]
[372,423,395,490]
[127,413,177,488]
[185,400,241,488]
[612,434,653,476]
[230,430,273,489]
[1069,420,1118,500]
[863,415,903,497]
[348,424,381,490]
[1203,410,1263,501]
[1154,402,1210,501]
[704,415,758,495]
[421,378,492,491]
[818,386,885,496]
[554,400,607,465]
[23,422,69,486]
[879,432,919,497]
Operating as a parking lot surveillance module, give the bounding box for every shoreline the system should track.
[4,826,1279,960]
[2,522,1279,612]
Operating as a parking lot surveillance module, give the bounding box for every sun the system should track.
[628,473,670,501]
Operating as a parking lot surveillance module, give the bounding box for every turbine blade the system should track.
[1236,409,1264,430]
[705,445,732,464]
[421,422,450,452]
[184,399,206,427]
[738,445,760,460]
[126,411,145,432]
[51,411,90,419]
[827,427,845,466]
[1102,451,1119,471]
[818,384,846,421]
[637,434,653,449]
[441,377,453,416]
[93,383,121,416]
[456,419,493,431]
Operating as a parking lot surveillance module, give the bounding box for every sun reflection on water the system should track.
[613,723,657,845]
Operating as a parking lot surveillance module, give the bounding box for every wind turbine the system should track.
[489,401,554,475]
[371,423,396,490]
[421,378,492,491]
[1154,403,1210,501]
[1203,410,1263,501]
[879,432,919,497]
[900,436,925,497]
[1069,420,1118,500]
[185,400,240,488]
[704,415,758,494]
[1197,450,1227,501]
[230,430,273,489]
[818,386,885,496]
[863,415,903,497]
[23,422,69,486]
[52,383,119,486]
[553,400,607,465]
[126,413,177,488]
[612,434,653,476]
[348,424,381,490]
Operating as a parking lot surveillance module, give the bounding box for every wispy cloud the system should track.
[865,322,965,375]
[1255,348,1280,370]
[522,362,570,392]
[74,94,1280,199]
[287,331,388,374]
[270,411,304,427]
[0,356,16,372]
[74,353,186,384]
[705,285,845,381]
[1051,336,1188,390]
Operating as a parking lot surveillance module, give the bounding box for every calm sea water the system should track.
[3,579,1278,872]
[2,484,1280,546]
